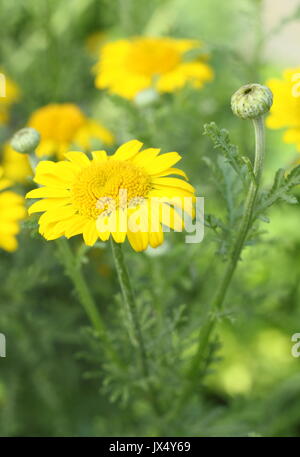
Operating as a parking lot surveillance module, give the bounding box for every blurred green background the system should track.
[1,0,300,437]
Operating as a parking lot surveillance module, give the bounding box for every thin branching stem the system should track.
[110,239,162,415]
[211,117,265,309]
[176,117,266,412]
[110,239,149,375]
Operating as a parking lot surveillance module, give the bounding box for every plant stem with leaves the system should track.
[176,85,273,412]
[211,117,265,309]
[110,239,162,415]
[110,239,149,374]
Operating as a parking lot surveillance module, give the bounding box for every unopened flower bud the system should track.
[231,83,273,120]
[11,127,40,154]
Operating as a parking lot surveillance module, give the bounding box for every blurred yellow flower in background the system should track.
[266,67,300,151]
[94,37,213,100]
[0,73,20,125]
[26,139,195,252]
[1,144,32,183]
[28,103,115,159]
[0,168,26,252]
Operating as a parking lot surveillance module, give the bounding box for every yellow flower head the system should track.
[0,168,26,252]
[28,103,115,159]
[266,67,300,151]
[26,140,195,252]
[1,143,32,183]
[94,37,214,100]
[0,73,20,125]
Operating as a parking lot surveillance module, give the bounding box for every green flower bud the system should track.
[231,83,273,120]
[11,127,40,154]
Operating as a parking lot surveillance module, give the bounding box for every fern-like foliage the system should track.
[203,122,253,183]
[255,166,300,219]
[203,122,300,258]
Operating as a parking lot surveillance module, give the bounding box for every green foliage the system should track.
[204,123,300,260]
[257,166,300,215]
[203,122,251,183]
[203,123,250,257]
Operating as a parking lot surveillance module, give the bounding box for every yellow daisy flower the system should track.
[266,67,300,151]
[94,37,214,100]
[0,73,20,125]
[1,143,32,183]
[26,140,195,252]
[28,103,115,159]
[0,168,26,252]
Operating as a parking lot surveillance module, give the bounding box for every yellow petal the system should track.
[38,205,77,224]
[39,221,64,240]
[149,190,194,217]
[83,219,99,246]
[132,148,161,167]
[92,150,108,162]
[63,215,87,238]
[64,150,90,167]
[145,152,181,174]
[152,177,195,194]
[26,187,71,199]
[127,230,149,252]
[149,227,164,248]
[113,139,143,160]
[96,214,111,241]
[34,161,77,185]
[28,198,71,215]
[161,204,184,231]
[111,230,127,243]
[152,167,188,180]
[34,174,70,188]
[110,209,127,243]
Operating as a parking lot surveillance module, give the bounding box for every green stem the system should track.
[172,316,215,414]
[211,117,265,309]
[177,117,266,411]
[56,238,106,337]
[110,240,163,415]
[110,239,149,377]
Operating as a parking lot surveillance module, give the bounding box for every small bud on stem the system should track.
[231,83,273,120]
[11,127,40,155]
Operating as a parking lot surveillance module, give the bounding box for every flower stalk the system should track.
[211,116,265,309]
[176,84,272,412]
[110,239,163,415]
[56,238,107,337]
[110,239,149,376]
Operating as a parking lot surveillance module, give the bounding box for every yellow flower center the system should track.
[126,39,180,77]
[71,160,151,218]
